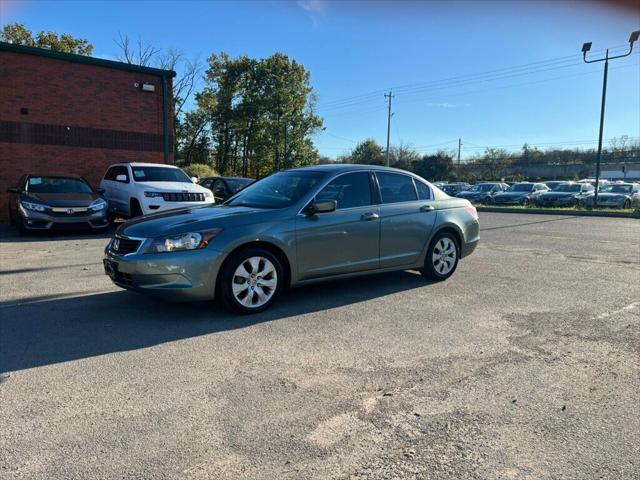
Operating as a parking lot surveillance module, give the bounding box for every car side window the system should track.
[377,172,418,204]
[114,166,129,183]
[414,180,432,200]
[315,172,372,209]
[213,179,227,195]
[104,167,116,181]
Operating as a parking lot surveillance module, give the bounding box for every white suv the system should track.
[100,163,214,218]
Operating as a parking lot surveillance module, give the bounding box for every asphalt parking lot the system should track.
[1,212,639,479]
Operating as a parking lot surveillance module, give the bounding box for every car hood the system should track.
[25,192,100,207]
[118,204,286,238]
[134,181,210,193]
[592,193,628,200]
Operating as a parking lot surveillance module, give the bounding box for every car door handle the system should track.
[361,212,379,221]
[420,205,435,212]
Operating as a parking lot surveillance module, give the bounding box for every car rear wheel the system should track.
[218,247,283,314]
[422,232,459,281]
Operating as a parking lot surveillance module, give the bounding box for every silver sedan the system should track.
[104,165,480,313]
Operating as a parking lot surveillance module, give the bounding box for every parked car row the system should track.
[6,163,254,234]
[440,180,640,209]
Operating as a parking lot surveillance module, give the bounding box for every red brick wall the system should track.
[0,50,174,220]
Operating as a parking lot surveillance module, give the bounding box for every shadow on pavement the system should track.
[0,270,430,373]
[0,223,117,243]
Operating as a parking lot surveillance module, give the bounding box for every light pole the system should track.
[582,30,639,206]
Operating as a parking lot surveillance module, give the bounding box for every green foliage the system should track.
[344,139,386,165]
[1,23,93,55]
[193,52,323,178]
[179,163,219,179]
[412,151,455,181]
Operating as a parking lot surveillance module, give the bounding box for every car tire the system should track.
[218,247,284,314]
[422,232,460,282]
[623,200,631,210]
[130,199,143,218]
[522,198,531,207]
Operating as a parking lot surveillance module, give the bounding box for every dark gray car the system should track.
[7,174,109,234]
[104,165,480,313]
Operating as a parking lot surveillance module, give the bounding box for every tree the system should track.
[346,139,385,165]
[196,52,323,177]
[1,23,93,55]
[389,143,421,170]
[413,151,455,181]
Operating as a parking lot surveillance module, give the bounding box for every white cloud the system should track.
[297,0,326,15]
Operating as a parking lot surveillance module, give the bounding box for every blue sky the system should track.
[2,0,639,159]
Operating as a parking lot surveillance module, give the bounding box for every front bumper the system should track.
[19,206,109,230]
[103,243,224,301]
[140,199,214,215]
[585,198,626,208]
[537,197,576,207]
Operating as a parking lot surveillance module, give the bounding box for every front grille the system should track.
[111,236,142,255]
[161,192,205,202]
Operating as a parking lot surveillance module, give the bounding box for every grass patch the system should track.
[476,205,637,214]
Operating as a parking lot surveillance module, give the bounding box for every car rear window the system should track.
[377,172,418,203]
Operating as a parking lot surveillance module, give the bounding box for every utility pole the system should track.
[582,30,639,206]
[457,138,462,167]
[384,90,394,167]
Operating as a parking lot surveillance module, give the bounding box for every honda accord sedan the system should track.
[7,174,109,234]
[104,165,480,313]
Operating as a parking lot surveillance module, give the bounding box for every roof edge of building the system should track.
[0,41,176,78]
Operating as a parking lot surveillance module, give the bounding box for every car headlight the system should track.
[90,199,108,211]
[204,190,213,198]
[147,228,223,253]
[144,191,164,198]
[21,201,47,212]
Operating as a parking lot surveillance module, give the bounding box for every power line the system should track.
[316,44,632,112]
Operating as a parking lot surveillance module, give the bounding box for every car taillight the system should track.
[465,205,478,219]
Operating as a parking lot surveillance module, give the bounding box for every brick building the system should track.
[0,42,175,219]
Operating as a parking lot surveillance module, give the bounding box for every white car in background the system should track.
[100,163,214,218]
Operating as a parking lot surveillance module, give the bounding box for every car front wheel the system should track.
[422,232,459,281]
[218,247,283,314]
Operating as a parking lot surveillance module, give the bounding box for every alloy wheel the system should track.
[431,238,457,275]
[231,256,278,308]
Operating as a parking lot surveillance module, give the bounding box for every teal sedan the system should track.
[104,165,480,313]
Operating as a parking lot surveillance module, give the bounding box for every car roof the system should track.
[288,163,425,176]
[26,173,85,179]
[110,162,179,168]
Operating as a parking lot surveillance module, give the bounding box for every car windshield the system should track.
[226,171,327,208]
[507,184,533,192]
[553,184,582,192]
[131,166,192,183]
[469,184,494,192]
[601,185,632,193]
[226,178,254,193]
[26,176,93,194]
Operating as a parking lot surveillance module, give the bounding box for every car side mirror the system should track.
[116,174,127,182]
[7,187,20,194]
[304,200,337,215]
[96,187,106,194]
